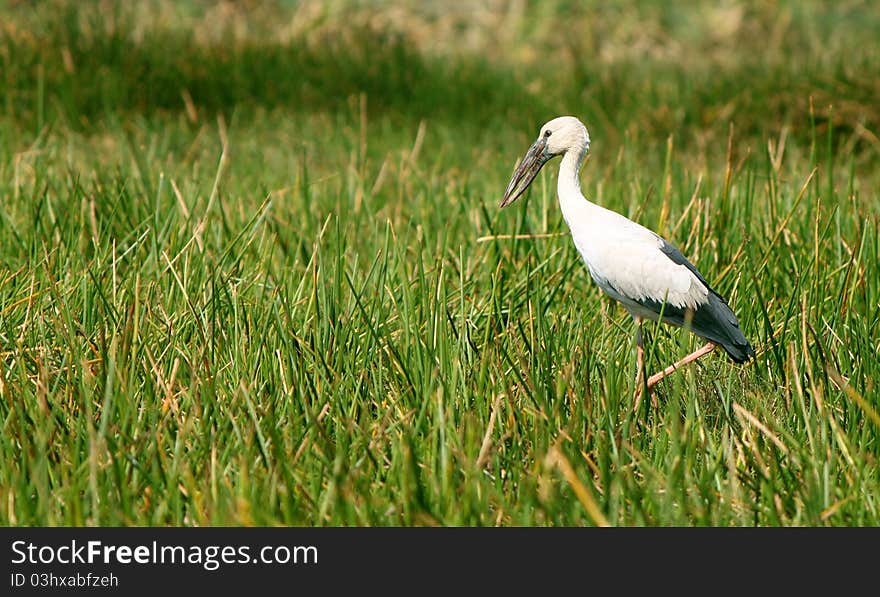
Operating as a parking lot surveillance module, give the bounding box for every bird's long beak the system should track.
[499,137,552,208]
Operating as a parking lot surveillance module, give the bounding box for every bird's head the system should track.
[499,116,590,208]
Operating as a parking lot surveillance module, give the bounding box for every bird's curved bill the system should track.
[499,137,551,208]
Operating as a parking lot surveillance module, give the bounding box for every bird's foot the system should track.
[633,383,659,412]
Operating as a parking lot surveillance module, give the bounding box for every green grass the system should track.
[0,0,878,526]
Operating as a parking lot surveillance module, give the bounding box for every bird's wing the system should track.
[572,214,709,311]
[655,237,722,302]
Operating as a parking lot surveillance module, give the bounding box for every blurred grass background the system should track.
[0,0,878,525]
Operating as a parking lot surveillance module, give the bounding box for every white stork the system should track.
[499,116,754,401]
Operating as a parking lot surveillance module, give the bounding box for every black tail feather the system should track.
[691,292,755,363]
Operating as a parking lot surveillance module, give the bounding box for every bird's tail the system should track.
[693,293,755,364]
[719,335,755,364]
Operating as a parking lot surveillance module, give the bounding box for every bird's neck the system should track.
[557,146,591,223]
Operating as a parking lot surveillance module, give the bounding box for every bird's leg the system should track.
[632,319,657,411]
[636,343,644,385]
[646,342,716,389]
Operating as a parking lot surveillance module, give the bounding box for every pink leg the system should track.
[632,319,659,411]
[646,342,716,389]
[636,343,644,384]
[634,343,661,411]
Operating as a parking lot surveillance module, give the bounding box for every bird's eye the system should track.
[544,130,552,138]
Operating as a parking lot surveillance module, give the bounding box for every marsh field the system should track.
[0,1,878,526]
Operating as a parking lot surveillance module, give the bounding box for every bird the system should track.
[499,116,754,403]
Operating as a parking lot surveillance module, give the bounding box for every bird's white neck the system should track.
[557,145,592,224]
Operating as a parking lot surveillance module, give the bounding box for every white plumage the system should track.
[565,203,709,313]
